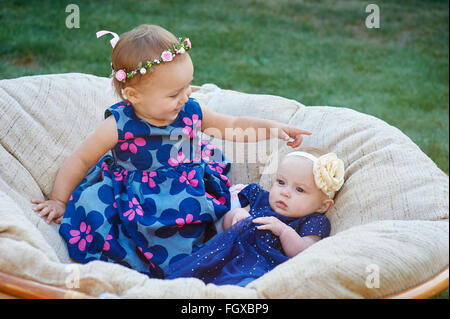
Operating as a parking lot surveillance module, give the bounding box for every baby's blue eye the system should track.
[277,180,285,185]
[296,187,304,193]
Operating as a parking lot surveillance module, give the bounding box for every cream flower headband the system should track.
[286,151,345,199]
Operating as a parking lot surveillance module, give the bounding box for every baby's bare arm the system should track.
[222,205,250,230]
[278,227,321,258]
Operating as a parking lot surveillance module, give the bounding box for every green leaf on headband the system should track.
[138,61,142,68]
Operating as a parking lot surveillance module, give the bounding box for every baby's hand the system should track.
[30,199,66,224]
[231,208,251,226]
[253,216,287,237]
[275,124,312,148]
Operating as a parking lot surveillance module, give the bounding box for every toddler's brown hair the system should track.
[111,24,179,101]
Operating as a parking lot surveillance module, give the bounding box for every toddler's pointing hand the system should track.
[274,125,312,148]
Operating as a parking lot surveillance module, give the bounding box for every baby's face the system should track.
[268,156,329,218]
[127,53,194,126]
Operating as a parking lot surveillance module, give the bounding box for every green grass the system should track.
[0,0,448,298]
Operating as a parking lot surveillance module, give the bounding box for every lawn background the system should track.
[0,0,448,298]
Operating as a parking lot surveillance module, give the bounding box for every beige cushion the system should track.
[0,73,448,298]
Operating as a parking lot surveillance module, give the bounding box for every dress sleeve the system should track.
[297,213,331,238]
[104,101,125,121]
[237,183,264,208]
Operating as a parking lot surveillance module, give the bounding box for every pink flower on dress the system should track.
[182,114,201,138]
[174,213,201,227]
[202,146,214,161]
[116,102,130,109]
[119,132,146,154]
[207,162,230,186]
[215,162,227,173]
[179,169,198,187]
[101,161,110,179]
[161,50,173,62]
[207,162,225,173]
[142,171,157,188]
[205,192,227,206]
[168,151,191,167]
[123,197,144,221]
[138,247,156,268]
[115,70,127,82]
[103,234,113,251]
[69,222,93,251]
[220,174,231,187]
[196,141,215,162]
[113,169,128,182]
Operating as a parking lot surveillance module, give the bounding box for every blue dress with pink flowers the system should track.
[59,98,231,278]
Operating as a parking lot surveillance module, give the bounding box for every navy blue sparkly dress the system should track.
[59,98,231,278]
[166,183,331,286]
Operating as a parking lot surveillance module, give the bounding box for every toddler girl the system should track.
[166,150,345,286]
[30,24,311,278]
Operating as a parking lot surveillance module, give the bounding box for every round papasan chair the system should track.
[0,73,448,299]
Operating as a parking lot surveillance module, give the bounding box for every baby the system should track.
[166,149,345,286]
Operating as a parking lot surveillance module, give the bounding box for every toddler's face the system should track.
[126,53,194,126]
[268,156,331,218]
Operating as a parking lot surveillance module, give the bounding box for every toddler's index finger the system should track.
[30,199,44,204]
[299,129,312,136]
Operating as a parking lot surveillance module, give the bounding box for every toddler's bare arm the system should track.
[31,116,118,223]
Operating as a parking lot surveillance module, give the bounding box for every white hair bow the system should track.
[96,30,120,48]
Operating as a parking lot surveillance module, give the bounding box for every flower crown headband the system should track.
[285,151,345,199]
[96,30,192,83]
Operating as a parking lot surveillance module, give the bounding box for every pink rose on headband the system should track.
[184,38,191,49]
[161,50,173,62]
[115,70,126,81]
